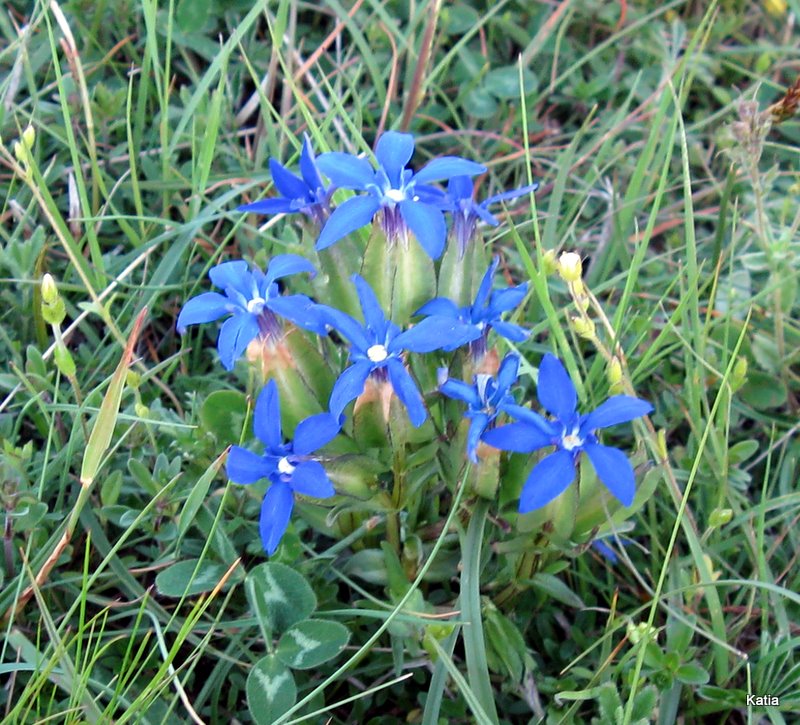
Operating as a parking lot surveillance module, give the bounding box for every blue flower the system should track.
[482,354,653,512]
[237,136,331,223]
[315,131,486,259]
[439,353,521,463]
[315,275,478,427]
[177,256,326,371]
[414,257,529,358]
[226,380,340,555]
[444,176,538,256]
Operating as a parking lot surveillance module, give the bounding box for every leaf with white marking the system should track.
[246,655,296,725]
[276,619,350,670]
[245,562,316,640]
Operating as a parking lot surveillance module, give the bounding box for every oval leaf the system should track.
[276,619,350,670]
[155,559,229,597]
[200,390,248,444]
[245,562,316,639]
[246,655,297,725]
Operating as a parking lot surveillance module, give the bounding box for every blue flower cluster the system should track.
[178,130,651,555]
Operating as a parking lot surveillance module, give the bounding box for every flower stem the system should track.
[460,497,498,724]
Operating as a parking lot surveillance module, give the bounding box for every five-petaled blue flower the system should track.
[238,136,330,224]
[483,354,653,512]
[226,380,340,555]
[315,131,486,259]
[442,176,539,256]
[439,352,522,463]
[414,257,529,358]
[177,256,325,371]
[315,274,478,427]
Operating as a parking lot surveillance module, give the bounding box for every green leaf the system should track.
[199,390,248,444]
[728,439,759,466]
[631,685,659,721]
[675,662,710,685]
[484,65,538,99]
[178,450,226,538]
[740,371,788,410]
[276,619,350,670]
[246,655,297,725]
[245,562,317,640]
[464,87,498,119]
[342,548,389,586]
[154,559,230,597]
[527,573,585,609]
[176,0,211,33]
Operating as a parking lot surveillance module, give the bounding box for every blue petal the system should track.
[448,175,475,201]
[440,378,482,408]
[398,200,446,259]
[268,294,328,336]
[414,297,460,318]
[269,158,308,200]
[299,136,324,190]
[491,320,530,342]
[473,204,499,226]
[227,447,276,484]
[259,482,294,555]
[386,357,427,427]
[265,254,316,286]
[473,258,500,310]
[316,152,375,189]
[537,354,577,423]
[502,404,559,436]
[391,316,480,354]
[292,413,341,456]
[316,195,382,250]
[253,380,282,450]
[217,313,260,370]
[580,396,653,433]
[237,198,295,215]
[482,421,554,453]
[518,449,576,513]
[488,284,527,314]
[315,305,371,352]
[484,182,538,207]
[466,413,490,463]
[353,275,387,335]
[290,460,336,498]
[209,261,253,299]
[583,442,636,506]
[496,353,520,392]
[414,157,487,184]
[592,539,619,564]
[375,132,415,187]
[177,292,231,332]
[329,360,374,417]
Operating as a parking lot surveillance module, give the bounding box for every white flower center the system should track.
[367,344,389,362]
[277,457,295,475]
[384,188,406,203]
[561,430,583,451]
[247,297,266,315]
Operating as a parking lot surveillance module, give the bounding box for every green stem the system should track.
[460,497,498,724]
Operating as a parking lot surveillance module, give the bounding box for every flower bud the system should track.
[708,508,733,528]
[13,140,27,165]
[558,252,583,283]
[41,274,58,305]
[570,315,595,340]
[627,620,657,645]
[42,297,66,326]
[542,249,558,276]
[22,125,36,150]
[731,356,748,391]
[126,370,142,389]
[607,357,623,385]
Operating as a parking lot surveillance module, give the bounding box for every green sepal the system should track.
[360,224,393,312]
[391,235,435,326]
[42,297,66,326]
[312,234,362,317]
[53,344,76,378]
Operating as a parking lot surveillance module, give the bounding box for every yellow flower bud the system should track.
[542,249,558,276]
[708,508,733,528]
[731,355,748,390]
[13,140,27,164]
[607,357,623,386]
[558,252,583,283]
[22,125,36,150]
[570,315,595,340]
[41,274,59,305]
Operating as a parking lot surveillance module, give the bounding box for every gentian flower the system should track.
[414,257,529,358]
[226,380,340,555]
[177,256,326,370]
[315,131,486,259]
[444,176,539,256]
[483,354,653,512]
[315,275,478,427]
[237,136,330,224]
[439,353,521,463]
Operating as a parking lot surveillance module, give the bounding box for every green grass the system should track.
[2,0,800,722]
